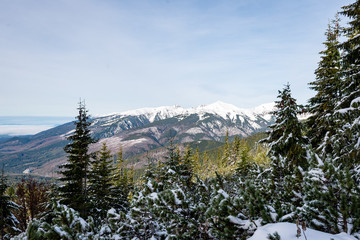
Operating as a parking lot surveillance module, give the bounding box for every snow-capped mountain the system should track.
[90,101,275,138]
[0,101,275,176]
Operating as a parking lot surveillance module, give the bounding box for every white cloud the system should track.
[0,125,54,136]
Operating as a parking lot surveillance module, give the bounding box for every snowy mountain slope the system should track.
[0,101,275,176]
[90,101,275,138]
[248,222,357,240]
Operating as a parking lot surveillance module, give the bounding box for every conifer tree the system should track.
[88,142,115,219]
[180,146,195,187]
[300,3,360,234]
[201,151,212,177]
[321,2,360,233]
[0,170,19,240]
[233,142,272,227]
[205,173,256,239]
[261,84,309,221]
[129,143,210,239]
[236,139,252,177]
[112,146,133,211]
[264,84,309,173]
[220,130,231,169]
[26,201,94,240]
[307,16,342,158]
[335,0,360,167]
[129,167,163,239]
[58,100,95,218]
[302,155,360,234]
[192,147,201,177]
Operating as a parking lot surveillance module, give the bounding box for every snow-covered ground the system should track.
[248,222,357,240]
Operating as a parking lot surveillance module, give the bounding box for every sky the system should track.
[0,0,352,117]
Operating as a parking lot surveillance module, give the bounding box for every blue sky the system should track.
[0,0,351,116]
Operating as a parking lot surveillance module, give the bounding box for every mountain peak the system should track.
[96,101,275,124]
[252,102,276,113]
[192,101,241,119]
[204,101,240,109]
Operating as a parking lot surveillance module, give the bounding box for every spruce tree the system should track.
[88,142,115,220]
[58,100,95,218]
[264,84,309,172]
[307,16,342,158]
[323,1,360,233]
[335,0,360,167]
[261,84,309,221]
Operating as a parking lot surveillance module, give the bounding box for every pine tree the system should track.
[25,201,94,240]
[307,15,342,158]
[58,100,95,218]
[128,155,165,239]
[205,173,252,239]
[0,170,19,240]
[303,156,360,234]
[129,143,211,239]
[88,142,115,220]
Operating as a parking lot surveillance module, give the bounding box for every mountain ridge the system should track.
[0,101,276,176]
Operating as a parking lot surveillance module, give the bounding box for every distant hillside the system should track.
[0,102,275,176]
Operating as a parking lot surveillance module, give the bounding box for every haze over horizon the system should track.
[0,0,350,117]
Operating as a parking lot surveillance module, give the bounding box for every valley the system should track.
[0,101,275,176]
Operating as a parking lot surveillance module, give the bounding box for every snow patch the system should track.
[185,127,204,135]
[217,189,229,198]
[248,222,357,240]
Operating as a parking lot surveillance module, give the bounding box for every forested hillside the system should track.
[1,0,360,239]
[0,101,274,176]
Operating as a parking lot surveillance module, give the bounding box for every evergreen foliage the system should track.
[128,143,209,239]
[58,101,96,218]
[111,146,134,212]
[0,170,19,240]
[307,15,342,158]
[9,1,360,239]
[334,0,360,168]
[24,201,94,240]
[263,84,309,172]
[261,84,309,222]
[88,142,115,220]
